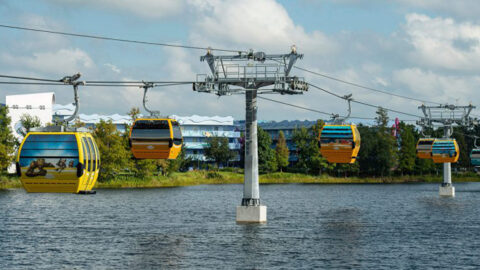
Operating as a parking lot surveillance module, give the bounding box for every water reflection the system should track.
[1,184,480,269]
[319,207,364,267]
[129,233,190,268]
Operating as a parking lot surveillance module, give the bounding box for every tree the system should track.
[17,114,41,137]
[72,117,86,128]
[92,120,133,180]
[0,106,16,172]
[128,107,141,121]
[292,120,331,175]
[275,131,289,172]
[258,127,277,173]
[204,137,235,168]
[372,107,398,176]
[397,122,416,175]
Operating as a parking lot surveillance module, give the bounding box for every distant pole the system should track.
[441,126,453,196]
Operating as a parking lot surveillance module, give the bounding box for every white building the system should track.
[6,92,55,140]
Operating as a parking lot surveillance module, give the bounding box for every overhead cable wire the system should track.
[258,96,332,116]
[0,82,64,86]
[295,65,442,105]
[0,81,191,88]
[308,83,423,118]
[0,24,246,53]
[0,74,61,82]
[257,96,416,121]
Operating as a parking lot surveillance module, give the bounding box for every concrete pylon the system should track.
[236,89,267,223]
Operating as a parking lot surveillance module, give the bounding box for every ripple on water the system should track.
[0,183,480,269]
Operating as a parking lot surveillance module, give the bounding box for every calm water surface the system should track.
[1,183,480,269]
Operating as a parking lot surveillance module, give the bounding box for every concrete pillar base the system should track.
[236,205,267,223]
[439,185,455,197]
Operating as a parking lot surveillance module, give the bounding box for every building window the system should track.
[39,105,45,110]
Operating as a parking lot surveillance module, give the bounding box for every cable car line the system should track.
[0,74,61,82]
[294,65,442,105]
[0,81,191,88]
[257,96,416,121]
[308,83,423,118]
[0,24,246,53]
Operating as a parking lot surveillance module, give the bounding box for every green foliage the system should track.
[397,122,416,174]
[453,128,469,168]
[72,118,86,128]
[128,107,141,121]
[357,109,397,176]
[204,137,235,168]
[17,114,42,137]
[275,131,289,172]
[292,120,331,175]
[92,119,133,180]
[258,127,277,173]
[0,106,16,171]
[373,108,398,176]
[166,145,190,175]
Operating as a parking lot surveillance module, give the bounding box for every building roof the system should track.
[171,115,234,126]
[235,119,318,131]
[53,104,131,124]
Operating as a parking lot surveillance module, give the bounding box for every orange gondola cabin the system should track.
[319,124,361,164]
[129,118,183,159]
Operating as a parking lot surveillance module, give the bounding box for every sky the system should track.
[1,0,480,122]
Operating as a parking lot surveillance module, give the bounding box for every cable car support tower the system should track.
[194,47,308,223]
[418,104,477,197]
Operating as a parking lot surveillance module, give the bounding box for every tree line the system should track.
[1,106,479,179]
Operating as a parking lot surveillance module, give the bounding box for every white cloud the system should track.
[396,0,480,20]
[187,0,336,55]
[104,63,121,74]
[404,13,480,71]
[392,68,480,104]
[1,48,94,75]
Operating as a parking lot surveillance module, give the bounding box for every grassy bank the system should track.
[96,171,480,188]
[0,174,22,189]
[1,171,479,190]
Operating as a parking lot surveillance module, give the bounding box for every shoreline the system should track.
[1,171,480,190]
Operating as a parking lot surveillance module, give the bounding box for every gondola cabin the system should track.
[319,125,361,163]
[129,118,183,159]
[416,138,435,159]
[431,139,459,163]
[470,149,480,166]
[16,131,100,193]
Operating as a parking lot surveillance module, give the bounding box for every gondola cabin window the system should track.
[131,120,171,140]
[19,134,79,179]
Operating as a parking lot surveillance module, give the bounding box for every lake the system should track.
[1,183,480,269]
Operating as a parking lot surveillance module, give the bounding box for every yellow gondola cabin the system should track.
[129,118,183,159]
[319,124,361,164]
[16,131,100,193]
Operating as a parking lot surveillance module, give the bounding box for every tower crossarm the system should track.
[195,47,308,96]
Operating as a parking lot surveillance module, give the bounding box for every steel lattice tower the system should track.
[418,104,477,197]
[194,47,308,222]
